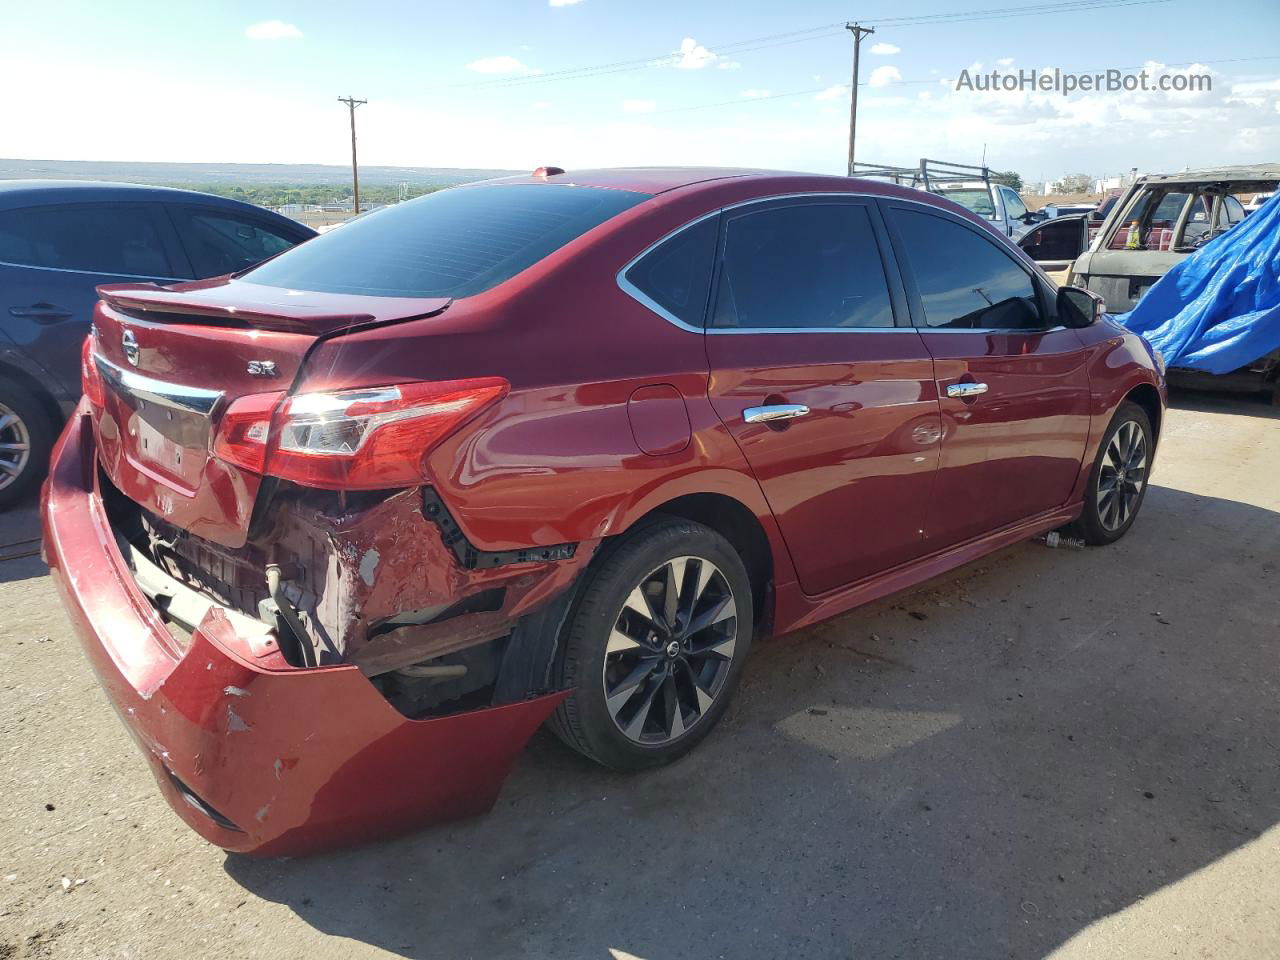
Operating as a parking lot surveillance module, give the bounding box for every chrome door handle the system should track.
[743,403,810,424]
[945,382,989,399]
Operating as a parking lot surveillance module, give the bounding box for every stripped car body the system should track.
[1019,163,1280,400]
[43,167,1165,854]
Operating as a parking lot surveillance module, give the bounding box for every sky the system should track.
[4,0,1280,183]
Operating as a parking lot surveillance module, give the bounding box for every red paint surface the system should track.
[921,328,1093,547]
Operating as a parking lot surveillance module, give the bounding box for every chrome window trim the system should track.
[615,190,1048,336]
[917,325,1068,335]
[93,354,224,415]
[0,259,181,281]
[615,209,720,334]
[702,326,918,335]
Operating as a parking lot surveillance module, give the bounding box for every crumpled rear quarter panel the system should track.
[43,407,567,856]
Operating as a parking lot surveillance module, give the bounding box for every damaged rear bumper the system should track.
[41,405,566,856]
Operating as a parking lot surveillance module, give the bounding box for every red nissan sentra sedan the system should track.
[42,167,1166,855]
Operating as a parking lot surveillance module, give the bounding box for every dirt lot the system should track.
[1,394,1277,960]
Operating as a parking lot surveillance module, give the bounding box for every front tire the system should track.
[1075,401,1153,545]
[0,379,54,510]
[549,518,753,770]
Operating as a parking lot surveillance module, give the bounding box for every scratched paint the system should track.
[359,548,380,587]
[226,705,251,733]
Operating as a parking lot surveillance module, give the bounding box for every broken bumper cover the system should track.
[41,405,566,856]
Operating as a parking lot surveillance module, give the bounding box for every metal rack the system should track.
[850,158,994,192]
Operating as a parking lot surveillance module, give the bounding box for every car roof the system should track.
[468,166,998,222]
[1138,163,1280,187]
[474,166,804,195]
[0,179,317,236]
[0,178,267,208]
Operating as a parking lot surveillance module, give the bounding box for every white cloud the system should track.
[244,20,302,40]
[673,37,725,70]
[870,42,900,55]
[466,55,535,75]
[549,0,585,5]
[997,57,1014,67]
[868,65,902,88]
[1231,78,1280,96]
[622,99,657,113]
[741,89,772,98]
[814,84,848,101]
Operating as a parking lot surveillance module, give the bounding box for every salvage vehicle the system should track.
[1019,166,1272,312]
[852,159,1038,240]
[42,167,1166,855]
[1018,164,1279,400]
[0,181,315,507]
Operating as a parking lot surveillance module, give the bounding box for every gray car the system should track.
[0,181,315,506]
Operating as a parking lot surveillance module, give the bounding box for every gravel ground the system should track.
[1,394,1277,960]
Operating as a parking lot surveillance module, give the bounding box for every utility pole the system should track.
[844,23,875,176]
[337,96,367,215]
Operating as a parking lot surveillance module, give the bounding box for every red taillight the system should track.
[210,378,508,490]
[212,391,284,473]
[81,335,105,407]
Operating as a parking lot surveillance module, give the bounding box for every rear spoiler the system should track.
[97,280,452,336]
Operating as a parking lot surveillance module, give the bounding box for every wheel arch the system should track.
[1123,382,1163,446]
[497,489,779,709]
[0,358,66,435]
[623,491,775,630]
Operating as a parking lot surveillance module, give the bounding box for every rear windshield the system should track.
[934,187,996,219]
[245,183,649,298]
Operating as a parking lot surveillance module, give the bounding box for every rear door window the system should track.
[0,203,174,276]
[174,208,302,277]
[246,184,649,298]
[936,188,996,219]
[890,208,1044,330]
[711,201,896,330]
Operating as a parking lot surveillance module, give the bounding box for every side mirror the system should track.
[1057,285,1106,328]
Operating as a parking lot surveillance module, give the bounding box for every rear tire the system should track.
[1073,401,1153,545]
[0,379,55,510]
[549,518,753,770]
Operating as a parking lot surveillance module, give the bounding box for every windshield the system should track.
[934,187,996,218]
[245,183,650,298]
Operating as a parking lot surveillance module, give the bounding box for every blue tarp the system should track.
[1114,191,1280,374]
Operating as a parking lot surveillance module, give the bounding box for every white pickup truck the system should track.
[851,158,1038,241]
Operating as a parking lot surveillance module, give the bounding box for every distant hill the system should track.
[0,158,521,187]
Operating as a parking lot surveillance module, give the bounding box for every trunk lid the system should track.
[88,278,450,548]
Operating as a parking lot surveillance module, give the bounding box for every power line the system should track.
[443,0,1176,93]
[651,54,1280,116]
